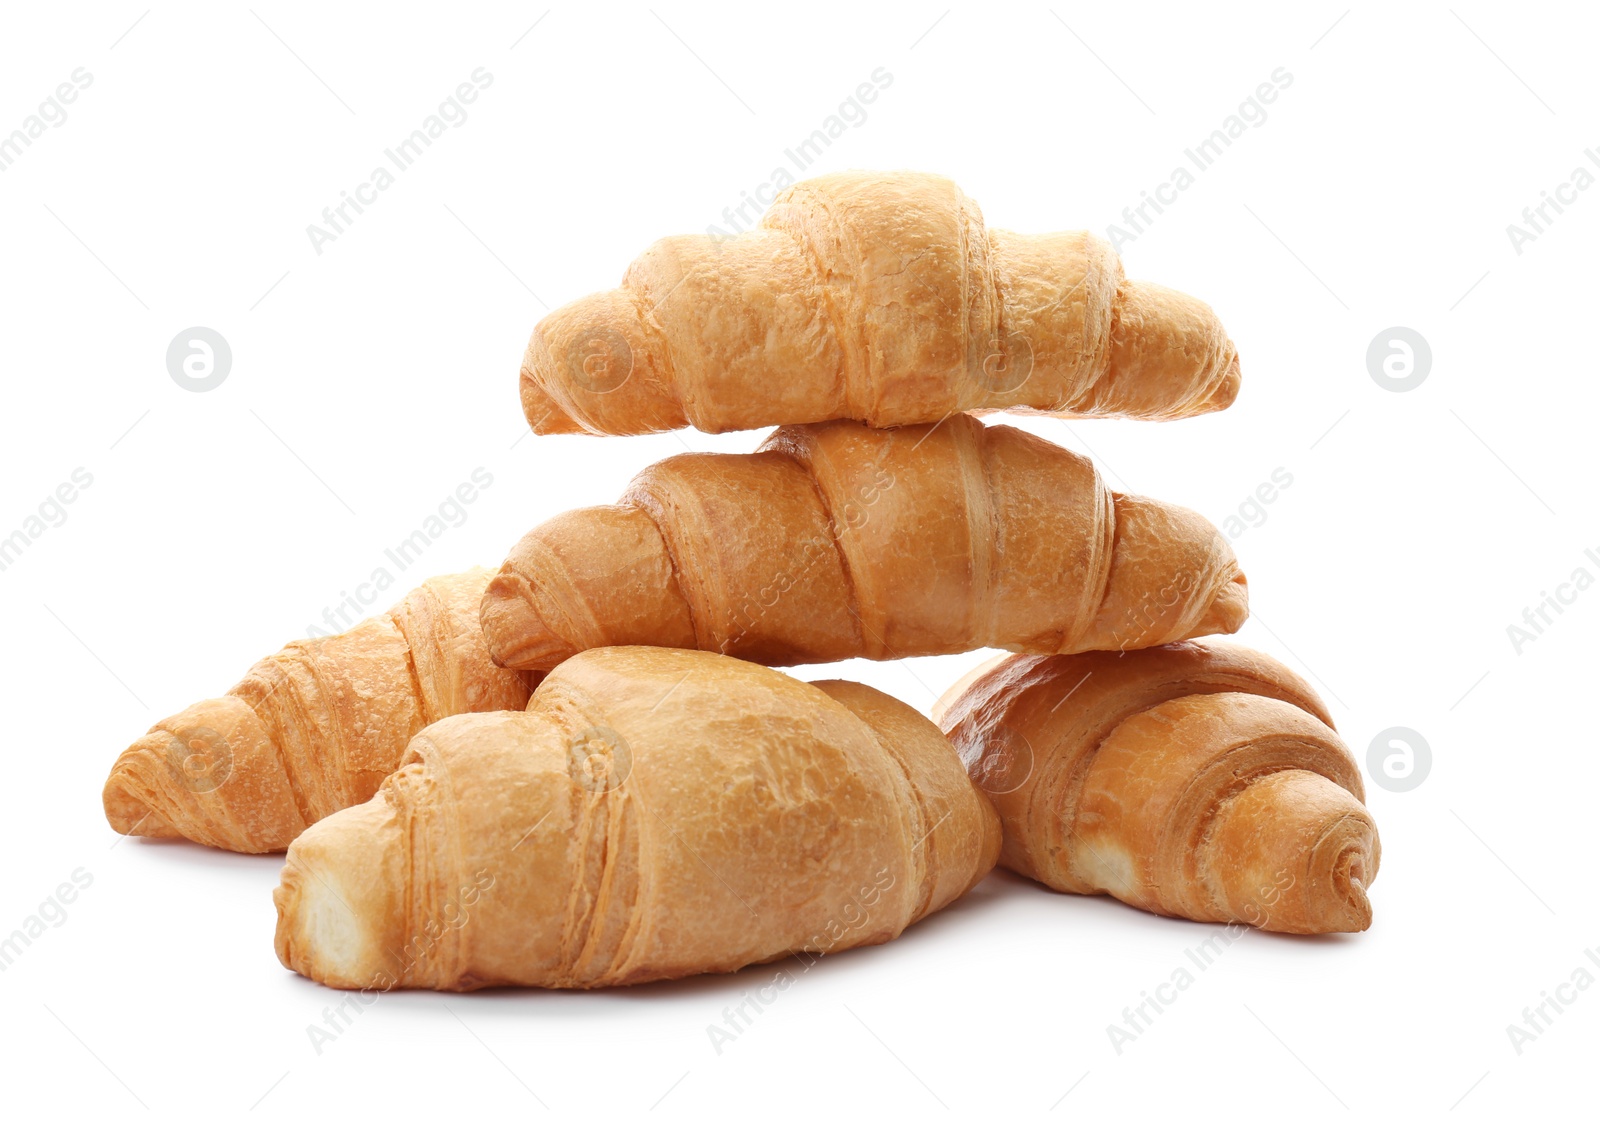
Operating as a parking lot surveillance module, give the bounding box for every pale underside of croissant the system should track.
[936,640,1380,934]
[521,170,1240,436]
[481,415,1248,674]
[274,647,1001,990]
[102,569,537,854]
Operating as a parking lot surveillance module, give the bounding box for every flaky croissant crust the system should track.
[482,415,1248,674]
[938,640,1380,934]
[522,170,1240,436]
[274,648,1001,990]
[103,569,535,853]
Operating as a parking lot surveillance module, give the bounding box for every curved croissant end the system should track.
[103,569,536,854]
[939,639,1378,935]
[104,696,301,852]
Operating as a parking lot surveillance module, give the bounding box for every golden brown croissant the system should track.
[481,415,1248,673]
[521,170,1240,436]
[936,640,1379,934]
[273,647,1001,990]
[102,568,537,854]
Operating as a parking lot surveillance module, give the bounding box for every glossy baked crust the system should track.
[274,647,1001,990]
[937,639,1379,934]
[521,170,1239,435]
[482,415,1248,672]
[103,569,536,853]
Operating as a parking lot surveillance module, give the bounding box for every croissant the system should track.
[936,640,1380,934]
[102,568,537,854]
[521,170,1240,436]
[273,646,1001,990]
[483,415,1246,673]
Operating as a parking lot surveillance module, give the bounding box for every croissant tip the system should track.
[519,365,584,436]
[480,574,572,673]
[101,763,177,839]
[1330,849,1377,934]
[1284,821,1377,935]
[1192,571,1249,638]
[1207,348,1242,412]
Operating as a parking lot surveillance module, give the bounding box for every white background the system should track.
[1,2,1594,1116]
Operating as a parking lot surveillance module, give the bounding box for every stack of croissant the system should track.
[104,172,1379,992]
